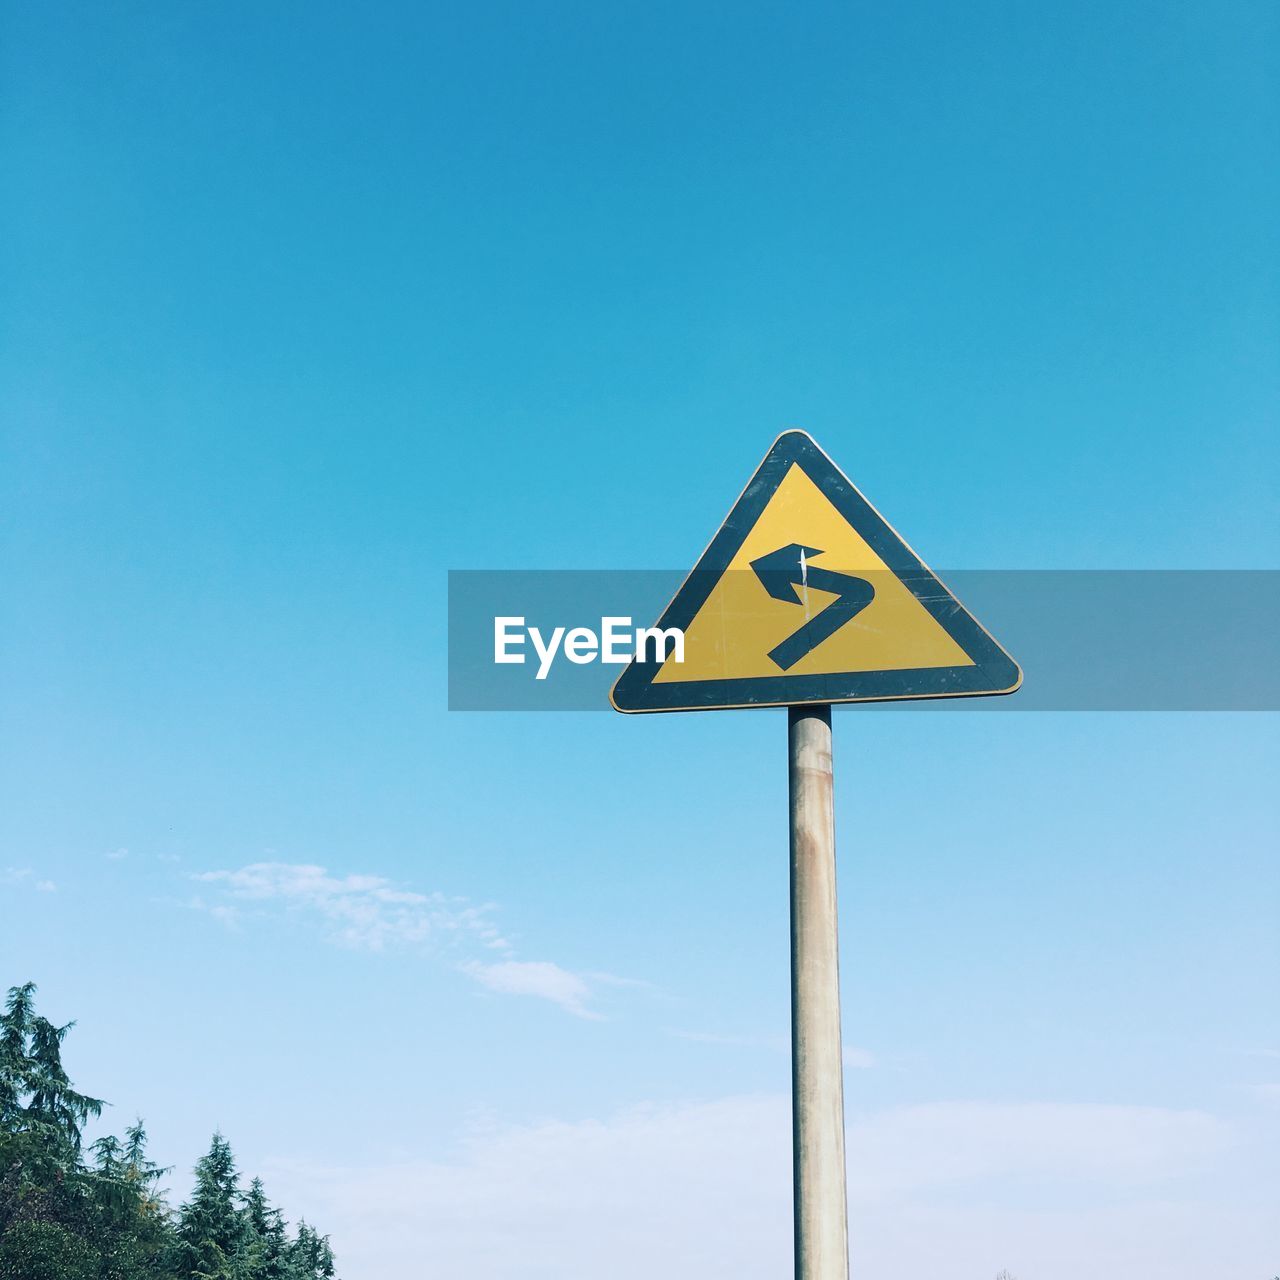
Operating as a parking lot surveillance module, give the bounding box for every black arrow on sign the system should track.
[749,543,876,671]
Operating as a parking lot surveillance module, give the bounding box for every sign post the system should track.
[611,430,1021,1274]
[788,703,847,1279]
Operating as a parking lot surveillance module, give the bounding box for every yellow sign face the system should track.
[611,431,1021,712]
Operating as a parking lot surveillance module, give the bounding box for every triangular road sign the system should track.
[611,431,1021,712]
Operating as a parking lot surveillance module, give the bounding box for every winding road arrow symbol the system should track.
[749,543,876,671]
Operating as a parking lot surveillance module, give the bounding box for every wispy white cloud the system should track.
[193,861,618,1019]
[3,868,56,892]
[264,1094,1262,1280]
[193,862,509,953]
[845,1100,1231,1195]
[462,960,601,1020]
[105,848,129,860]
[208,902,240,928]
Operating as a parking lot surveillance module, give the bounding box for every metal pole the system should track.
[789,703,848,1279]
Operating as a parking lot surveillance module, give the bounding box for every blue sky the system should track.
[2,3,1277,1277]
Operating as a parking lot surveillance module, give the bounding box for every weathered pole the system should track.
[789,703,848,1278]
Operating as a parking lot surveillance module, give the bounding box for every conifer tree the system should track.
[243,1177,290,1280]
[175,1133,246,1280]
[1,986,340,1280]
[92,1122,173,1278]
[287,1221,336,1280]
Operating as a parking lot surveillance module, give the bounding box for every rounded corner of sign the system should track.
[607,679,640,714]
[997,658,1024,695]
[772,427,819,455]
